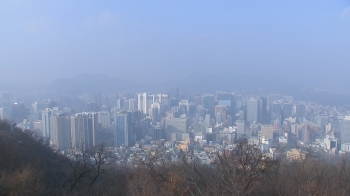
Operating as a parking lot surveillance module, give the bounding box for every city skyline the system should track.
[1,88,350,160]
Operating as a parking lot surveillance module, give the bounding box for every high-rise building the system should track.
[139,117,150,136]
[146,95,155,114]
[317,115,329,133]
[215,105,227,124]
[216,113,222,124]
[33,120,42,136]
[27,111,40,130]
[283,103,293,121]
[246,98,258,124]
[271,102,282,124]
[93,91,102,107]
[301,124,310,143]
[137,93,147,114]
[166,117,189,141]
[124,99,129,110]
[71,112,98,149]
[296,104,306,122]
[128,99,136,111]
[157,94,169,108]
[258,97,267,123]
[202,94,215,117]
[325,123,332,133]
[114,111,134,146]
[151,126,164,140]
[341,116,350,143]
[0,107,12,121]
[268,94,282,110]
[98,111,111,129]
[12,103,28,123]
[179,100,189,114]
[259,125,274,141]
[271,102,282,115]
[85,112,98,146]
[291,123,298,134]
[149,103,160,123]
[216,92,236,120]
[71,114,84,148]
[41,108,52,138]
[31,102,38,113]
[205,114,211,127]
[166,117,189,133]
[330,117,341,132]
[202,94,215,110]
[187,103,196,117]
[50,113,71,150]
[117,98,125,109]
[236,120,245,135]
[238,106,247,121]
[196,105,205,118]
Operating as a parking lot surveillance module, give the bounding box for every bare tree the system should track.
[64,143,112,194]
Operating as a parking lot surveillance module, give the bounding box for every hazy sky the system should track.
[1,1,350,87]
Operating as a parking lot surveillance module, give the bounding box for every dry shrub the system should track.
[0,165,45,195]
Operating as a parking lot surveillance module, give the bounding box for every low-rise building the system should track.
[286,148,308,161]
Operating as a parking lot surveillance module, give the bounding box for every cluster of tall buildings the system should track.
[36,110,101,150]
[2,89,350,155]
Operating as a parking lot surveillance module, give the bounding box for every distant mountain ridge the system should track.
[46,72,350,106]
[175,71,302,93]
[0,82,28,91]
[48,73,145,94]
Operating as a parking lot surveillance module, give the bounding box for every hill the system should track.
[47,73,145,94]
